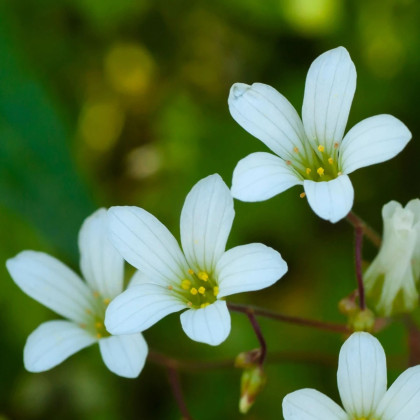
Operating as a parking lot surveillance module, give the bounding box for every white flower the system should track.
[282,332,420,420]
[228,46,411,223]
[6,209,148,378]
[364,199,420,316]
[105,174,287,346]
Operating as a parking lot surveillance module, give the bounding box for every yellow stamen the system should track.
[200,303,210,308]
[286,160,291,165]
[198,271,208,281]
[306,168,311,174]
[79,323,87,329]
[299,192,306,198]
[181,279,191,290]
[328,157,333,164]
[317,167,325,176]
[337,171,342,176]
[93,291,99,298]
[334,142,339,149]
[188,268,194,275]
[167,285,173,290]
[96,333,102,339]
[86,309,92,314]
[213,286,219,296]
[198,286,206,295]
[293,146,299,153]
[103,298,111,305]
[187,301,193,307]
[317,145,325,152]
[190,287,198,295]
[95,321,103,328]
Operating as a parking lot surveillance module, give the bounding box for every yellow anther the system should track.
[86,309,92,314]
[200,303,210,309]
[188,268,194,275]
[79,323,87,329]
[167,285,173,290]
[97,333,102,339]
[299,192,306,198]
[103,298,111,305]
[181,279,191,290]
[334,142,339,149]
[317,145,325,152]
[293,146,299,153]
[190,287,198,295]
[198,271,209,281]
[93,291,100,298]
[95,321,103,328]
[328,157,333,164]
[337,171,342,176]
[198,286,206,295]
[317,167,325,176]
[187,301,193,307]
[305,168,311,174]
[286,160,292,165]
[213,286,219,296]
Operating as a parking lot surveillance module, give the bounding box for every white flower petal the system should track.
[216,243,287,298]
[99,333,148,378]
[282,388,348,420]
[340,115,411,174]
[302,47,356,154]
[105,284,186,335]
[180,300,231,346]
[107,206,188,287]
[6,251,94,324]
[180,174,234,272]
[79,208,124,299]
[24,320,96,372]
[303,175,354,223]
[228,82,307,160]
[337,332,387,418]
[231,152,302,202]
[375,366,420,420]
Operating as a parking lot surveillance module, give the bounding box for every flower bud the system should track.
[239,366,266,414]
[234,348,262,369]
[364,199,420,316]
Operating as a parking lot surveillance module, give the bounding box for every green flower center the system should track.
[287,142,341,182]
[80,291,111,339]
[170,269,219,309]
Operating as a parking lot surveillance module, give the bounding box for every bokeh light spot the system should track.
[104,43,155,95]
[282,0,343,35]
[78,100,125,151]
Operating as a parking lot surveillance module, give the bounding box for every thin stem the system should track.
[346,211,381,248]
[227,302,350,334]
[245,309,267,365]
[354,224,366,310]
[166,366,192,420]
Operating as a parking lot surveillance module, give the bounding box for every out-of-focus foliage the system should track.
[0,0,419,419]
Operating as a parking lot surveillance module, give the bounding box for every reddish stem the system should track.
[227,302,350,334]
[167,366,192,420]
[245,309,267,365]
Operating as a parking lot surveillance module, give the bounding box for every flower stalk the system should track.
[227,302,350,334]
[346,211,382,248]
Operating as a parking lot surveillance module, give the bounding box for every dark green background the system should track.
[0,0,419,418]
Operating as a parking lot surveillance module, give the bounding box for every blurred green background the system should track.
[0,0,419,418]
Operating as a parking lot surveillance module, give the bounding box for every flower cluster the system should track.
[5,46,419,415]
